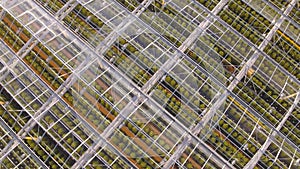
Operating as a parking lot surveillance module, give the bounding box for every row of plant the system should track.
[115,0,140,12]
[177,99,264,169]
[36,0,166,89]
[3,11,71,78]
[0,5,160,169]
[289,4,300,25]
[108,105,215,169]
[185,33,243,80]
[61,75,180,167]
[195,0,220,11]
[63,4,109,47]
[104,42,155,87]
[233,77,300,147]
[0,125,11,151]
[264,33,300,80]
[72,69,234,168]
[202,106,261,168]
[23,0,282,168]
[146,59,254,168]
[151,78,204,126]
[249,58,300,130]
[230,0,299,78]
[271,31,300,63]
[139,1,195,47]
[218,108,286,168]
[177,143,222,169]
[268,0,290,10]
[1,144,40,169]
[42,113,89,159]
[1,9,121,124]
[41,89,134,167]
[62,85,114,131]
[259,142,298,169]
[0,9,139,168]
[228,0,273,34]
[34,0,65,14]
[171,0,207,24]
[90,149,130,169]
[2,74,119,168]
[14,10,164,169]
[263,47,299,79]
[0,87,67,168]
[206,130,250,168]
[0,20,24,52]
[0,86,31,133]
[109,129,156,168]
[1,80,81,166]
[40,0,164,88]
[0,12,71,91]
[0,131,39,169]
[35,0,110,48]
[31,0,298,168]
[218,6,262,46]
[25,125,75,168]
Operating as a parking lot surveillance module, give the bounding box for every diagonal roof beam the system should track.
[0,117,48,168]
[243,90,300,169]
[141,0,229,94]
[191,0,297,140]
[155,1,236,168]
[70,1,159,168]
[56,0,78,20]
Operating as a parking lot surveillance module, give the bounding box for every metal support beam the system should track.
[0,39,132,168]
[0,49,19,82]
[71,96,141,169]
[0,136,19,162]
[16,28,49,59]
[95,0,154,54]
[0,39,90,162]
[0,9,6,20]
[141,0,228,93]
[243,90,300,169]
[161,0,298,168]
[56,0,78,21]
[0,117,48,168]
[242,0,299,167]
[142,1,229,167]
[28,0,244,168]
[71,1,159,168]
[193,0,297,138]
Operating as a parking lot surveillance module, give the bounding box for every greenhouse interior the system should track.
[0,0,299,168]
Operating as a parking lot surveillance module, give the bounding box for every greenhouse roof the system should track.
[0,0,299,168]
